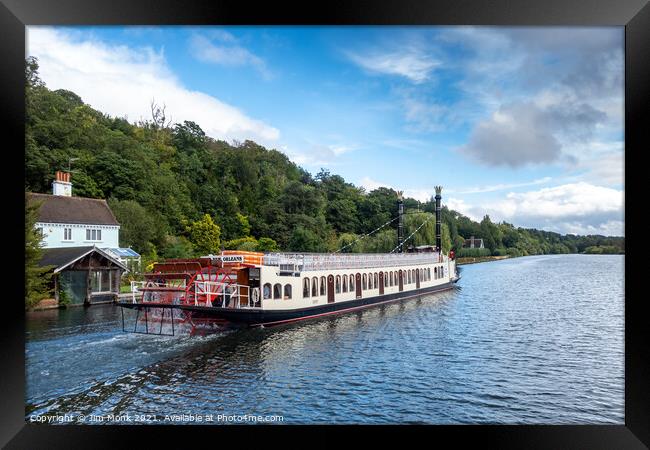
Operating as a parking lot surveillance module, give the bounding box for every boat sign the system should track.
[218,255,245,263]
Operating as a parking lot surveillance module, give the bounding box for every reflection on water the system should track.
[26,254,624,424]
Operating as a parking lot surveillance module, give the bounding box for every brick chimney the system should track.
[52,171,72,196]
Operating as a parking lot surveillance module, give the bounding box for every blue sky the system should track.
[27,26,624,236]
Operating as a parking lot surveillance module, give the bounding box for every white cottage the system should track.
[31,176,121,249]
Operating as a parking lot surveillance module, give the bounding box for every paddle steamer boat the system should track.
[118,187,460,334]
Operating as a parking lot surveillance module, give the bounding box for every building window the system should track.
[263,283,272,300]
[320,276,326,296]
[368,274,373,290]
[273,283,282,299]
[349,274,354,292]
[86,229,102,241]
[362,273,367,290]
[303,278,310,298]
[336,275,341,294]
[284,284,292,299]
[384,272,388,287]
[63,228,72,241]
[312,277,318,297]
[342,275,348,293]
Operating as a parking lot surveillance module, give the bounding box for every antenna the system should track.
[67,157,80,173]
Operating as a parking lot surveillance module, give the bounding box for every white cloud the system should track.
[345,48,440,84]
[448,182,624,236]
[189,33,271,79]
[453,177,553,194]
[27,27,280,145]
[446,197,481,221]
[284,143,357,167]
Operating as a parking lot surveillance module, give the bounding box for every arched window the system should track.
[263,283,272,299]
[434,267,437,280]
[312,277,318,297]
[362,273,368,290]
[342,275,348,292]
[336,275,341,293]
[374,273,378,288]
[273,283,282,299]
[408,270,412,284]
[284,284,292,299]
[368,274,373,290]
[389,272,394,286]
[320,276,326,296]
[384,272,388,287]
[303,278,310,298]
[349,274,354,292]
[421,269,425,281]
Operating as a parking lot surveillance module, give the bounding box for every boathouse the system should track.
[37,246,128,306]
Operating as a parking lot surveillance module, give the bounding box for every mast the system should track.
[435,186,442,252]
[397,191,404,253]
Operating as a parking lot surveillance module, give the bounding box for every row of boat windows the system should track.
[263,283,292,300]
[300,267,446,298]
[261,266,447,301]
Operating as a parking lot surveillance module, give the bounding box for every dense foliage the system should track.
[25,57,624,268]
[25,195,54,308]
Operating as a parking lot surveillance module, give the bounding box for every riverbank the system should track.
[456,255,511,265]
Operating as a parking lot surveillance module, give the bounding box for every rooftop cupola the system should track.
[52,171,72,197]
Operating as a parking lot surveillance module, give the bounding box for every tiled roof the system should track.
[28,193,120,226]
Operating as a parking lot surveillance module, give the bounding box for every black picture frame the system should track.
[2,0,647,447]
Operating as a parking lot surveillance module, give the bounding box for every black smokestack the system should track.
[397,191,404,253]
[435,186,442,252]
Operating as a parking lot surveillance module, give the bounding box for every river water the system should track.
[25,254,624,424]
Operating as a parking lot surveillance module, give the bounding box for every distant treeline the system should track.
[25,57,624,268]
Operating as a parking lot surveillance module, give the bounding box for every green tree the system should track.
[25,197,54,309]
[336,232,364,253]
[187,214,221,255]
[235,212,251,238]
[404,212,436,247]
[288,226,324,252]
[108,198,156,254]
[441,223,452,254]
[160,235,194,259]
[363,229,397,253]
[256,237,279,252]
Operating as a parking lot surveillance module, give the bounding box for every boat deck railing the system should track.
[263,252,443,272]
[193,280,260,309]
